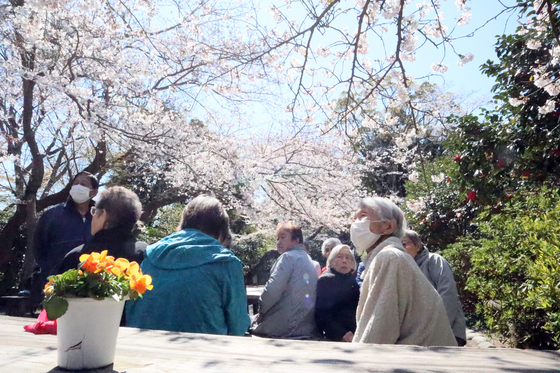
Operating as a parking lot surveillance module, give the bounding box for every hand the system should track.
[256,313,263,323]
[342,331,354,343]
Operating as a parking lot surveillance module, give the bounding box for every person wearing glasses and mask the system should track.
[58,186,147,273]
[350,197,457,346]
[34,172,99,284]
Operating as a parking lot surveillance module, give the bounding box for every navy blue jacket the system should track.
[315,268,360,341]
[34,200,93,280]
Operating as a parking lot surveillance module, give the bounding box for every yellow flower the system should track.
[44,278,55,296]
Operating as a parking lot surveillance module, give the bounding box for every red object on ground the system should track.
[23,309,57,335]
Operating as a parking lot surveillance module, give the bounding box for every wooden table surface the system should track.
[2,315,560,373]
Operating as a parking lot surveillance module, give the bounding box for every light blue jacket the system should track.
[126,229,250,336]
[252,244,319,339]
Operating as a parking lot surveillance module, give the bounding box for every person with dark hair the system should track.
[402,229,467,346]
[58,186,147,273]
[315,244,360,342]
[320,237,341,274]
[34,171,99,284]
[251,221,319,339]
[126,195,250,336]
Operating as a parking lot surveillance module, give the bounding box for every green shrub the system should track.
[442,237,482,325]
[466,188,560,349]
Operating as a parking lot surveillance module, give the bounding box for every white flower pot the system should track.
[57,297,125,370]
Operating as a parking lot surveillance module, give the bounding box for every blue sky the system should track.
[405,0,519,99]
[241,0,522,130]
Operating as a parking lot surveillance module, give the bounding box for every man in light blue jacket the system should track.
[251,221,319,339]
[126,195,250,336]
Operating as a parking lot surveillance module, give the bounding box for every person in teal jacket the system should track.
[126,195,250,336]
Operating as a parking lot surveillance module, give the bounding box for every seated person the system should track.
[315,244,360,342]
[58,186,146,272]
[351,197,457,346]
[402,229,467,346]
[303,241,321,276]
[320,237,341,274]
[355,262,365,286]
[252,221,319,339]
[126,195,250,336]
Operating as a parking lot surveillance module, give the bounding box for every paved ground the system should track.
[466,328,508,348]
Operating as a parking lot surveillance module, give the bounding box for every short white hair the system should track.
[326,244,357,271]
[358,197,407,238]
[321,237,342,255]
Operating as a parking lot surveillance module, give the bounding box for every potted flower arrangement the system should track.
[43,250,153,370]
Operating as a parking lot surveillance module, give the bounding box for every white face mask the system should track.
[69,184,92,204]
[350,220,381,254]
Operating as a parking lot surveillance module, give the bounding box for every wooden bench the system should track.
[1,295,32,317]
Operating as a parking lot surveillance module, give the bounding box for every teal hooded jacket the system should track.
[126,229,250,335]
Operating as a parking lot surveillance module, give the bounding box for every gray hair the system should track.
[178,195,230,243]
[95,186,142,231]
[321,237,342,255]
[326,244,357,271]
[358,197,407,238]
[403,229,423,249]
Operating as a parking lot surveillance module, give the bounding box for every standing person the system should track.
[351,197,457,346]
[251,221,319,339]
[315,244,360,342]
[126,195,250,336]
[34,171,99,283]
[320,237,341,274]
[402,229,467,346]
[58,186,147,273]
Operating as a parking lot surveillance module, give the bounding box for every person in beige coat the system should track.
[350,197,457,346]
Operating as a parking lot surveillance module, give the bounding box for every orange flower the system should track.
[79,251,122,273]
[96,256,115,273]
[80,254,98,273]
[129,272,153,294]
[110,258,129,276]
[126,262,140,278]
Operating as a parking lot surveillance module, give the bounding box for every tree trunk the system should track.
[21,197,36,283]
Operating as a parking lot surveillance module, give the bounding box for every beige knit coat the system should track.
[353,237,457,346]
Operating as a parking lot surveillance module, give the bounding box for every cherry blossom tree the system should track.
[253,0,513,131]
[0,0,286,280]
[1,0,557,293]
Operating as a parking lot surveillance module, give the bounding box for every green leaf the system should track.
[43,296,69,320]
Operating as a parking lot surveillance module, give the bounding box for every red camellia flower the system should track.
[454,154,462,162]
[456,213,462,218]
[446,178,451,183]
[467,190,476,201]
[496,159,505,168]
[552,149,560,156]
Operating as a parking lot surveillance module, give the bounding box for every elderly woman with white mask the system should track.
[350,197,457,346]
